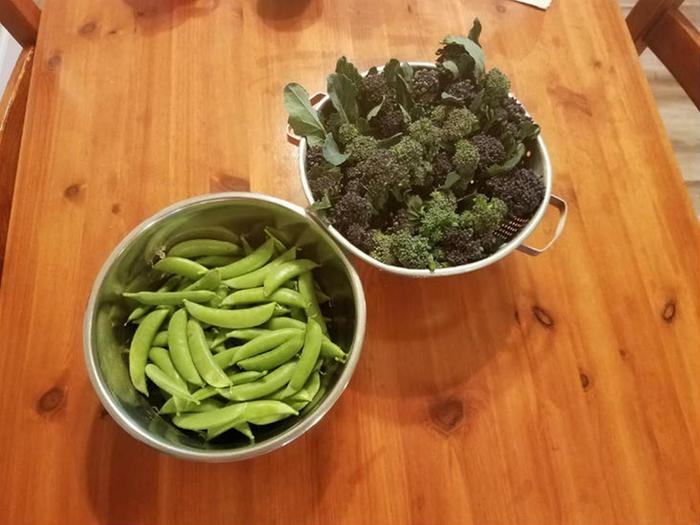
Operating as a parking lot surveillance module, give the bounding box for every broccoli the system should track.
[502,96,533,130]
[390,137,426,187]
[452,139,479,177]
[330,188,374,235]
[371,103,405,138]
[441,108,479,143]
[470,133,505,169]
[342,223,374,252]
[409,118,441,158]
[308,170,343,201]
[337,123,361,147]
[323,111,343,135]
[347,150,402,209]
[386,208,414,234]
[369,230,396,265]
[485,168,544,218]
[305,146,327,172]
[444,79,477,105]
[360,71,394,110]
[436,42,467,65]
[391,230,433,269]
[418,191,459,243]
[483,68,510,107]
[438,228,484,266]
[411,68,441,104]
[345,134,379,163]
[431,150,453,181]
[430,105,448,125]
[460,194,508,235]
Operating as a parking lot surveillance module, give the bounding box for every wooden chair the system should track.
[0,0,39,279]
[626,0,700,109]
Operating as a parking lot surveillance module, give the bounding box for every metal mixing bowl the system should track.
[83,193,366,462]
[288,62,568,277]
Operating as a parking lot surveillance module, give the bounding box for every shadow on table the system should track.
[122,0,220,34]
[255,0,322,31]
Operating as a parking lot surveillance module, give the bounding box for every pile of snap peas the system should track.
[122,231,347,443]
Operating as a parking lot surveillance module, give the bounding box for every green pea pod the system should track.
[207,421,254,442]
[129,309,169,395]
[265,318,346,361]
[152,330,169,347]
[219,238,275,280]
[273,305,290,317]
[283,318,322,397]
[320,338,347,362]
[222,361,297,401]
[127,275,180,322]
[228,328,304,363]
[145,364,197,402]
[195,255,240,268]
[222,247,297,289]
[169,239,241,258]
[263,226,294,249]
[237,335,304,371]
[244,400,298,425]
[167,309,204,386]
[212,328,271,348]
[240,236,254,255]
[154,257,208,280]
[172,402,248,430]
[267,372,318,403]
[290,307,306,322]
[184,300,276,329]
[186,319,232,388]
[265,317,306,330]
[123,290,216,306]
[298,271,328,334]
[263,260,319,297]
[160,396,222,415]
[220,287,309,309]
[148,347,185,385]
[288,400,309,412]
[183,268,221,291]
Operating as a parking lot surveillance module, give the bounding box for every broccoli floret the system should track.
[391,137,426,187]
[460,194,508,235]
[431,150,453,180]
[305,146,327,172]
[391,230,433,269]
[485,168,545,218]
[347,150,401,209]
[438,228,484,266]
[346,135,379,163]
[369,230,396,265]
[371,103,405,138]
[409,118,441,157]
[436,42,466,65]
[411,68,441,104]
[330,189,374,234]
[483,68,510,107]
[360,72,394,110]
[502,96,533,129]
[323,111,343,135]
[470,133,505,169]
[308,170,343,201]
[418,191,459,244]
[430,105,448,125]
[444,79,477,105]
[386,208,414,234]
[441,108,479,143]
[481,233,503,255]
[343,223,374,252]
[452,139,479,177]
[337,123,361,147]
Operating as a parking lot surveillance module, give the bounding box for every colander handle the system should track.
[286,92,327,146]
[517,194,568,256]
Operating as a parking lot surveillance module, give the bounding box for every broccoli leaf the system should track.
[307,135,325,148]
[327,73,359,124]
[400,62,414,81]
[309,193,332,212]
[383,58,401,84]
[366,97,385,122]
[377,132,404,147]
[357,117,371,135]
[335,56,363,91]
[396,77,414,110]
[322,134,349,166]
[441,92,463,105]
[284,83,326,143]
[469,90,485,113]
[442,35,485,79]
[485,143,526,176]
[442,60,460,79]
[441,171,462,190]
[518,122,540,141]
[468,18,482,45]
[399,103,412,125]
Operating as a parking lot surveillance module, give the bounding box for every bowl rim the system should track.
[83,192,367,462]
[297,61,553,278]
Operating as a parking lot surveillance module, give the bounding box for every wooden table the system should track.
[1,0,698,523]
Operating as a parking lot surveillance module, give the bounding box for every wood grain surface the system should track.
[0,0,698,524]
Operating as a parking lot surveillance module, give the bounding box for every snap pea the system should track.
[148,347,184,385]
[222,247,297,289]
[145,364,197,402]
[263,259,318,297]
[265,318,346,361]
[169,239,241,258]
[183,269,221,291]
[154,257,208,280]
[207,420,254,441]
[167,309,204,386]
[196,255,240,268]
[152,330,169,347]
[237,335,304,371]
[265,317,306,330]
[222,361,297,401]
[127,275,180,322]
[160,397,221,415]
[288,400,309,412]
[220,287,309,309]
[212,328,270,347]
[243,400,298,425]
[240,237,254,255]
[268,372,318,402]
[273,305,291,317]
[184,300,276,329]
[172,401,248,430]
[229,328,304,363]
[298,271,328,334]
[263,225,294,249]
[123,290,216,306]
[290,307,306,322]
[219,238,275,279]
[187,319,231,388]
[283,318,322,397]
[129,309,169,395]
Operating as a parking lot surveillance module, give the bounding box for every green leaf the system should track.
[327,73,359,124]
[442,60,460,79]
[469,90,485,113]
[335,56,363,91]
[486,143,526,176]
[399,104,412,125]
[322,134,349,166]
[309,193,332,212]
[307,135,325,148]
[400,62,414,81]
[383,58,401,84]
[441,92,462,104]
[518,122,540,141]
[441,171,462,190]
[468,18,482,45]
[284,83,326,143]
[443,35,485,79]
[454,53,475,78]
[407,194,424,214]
[396,76,414,110]
[366,97,385,122]
[357,117,371,135]
[377,132,404,147]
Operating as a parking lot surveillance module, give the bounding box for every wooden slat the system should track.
[0,47,32,281]
[0,0,40,47]
[647,7,700,109]
[626,0,684,52]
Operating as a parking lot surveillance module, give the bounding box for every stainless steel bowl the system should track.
[83,193,366,462]
[289,62,568,277]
